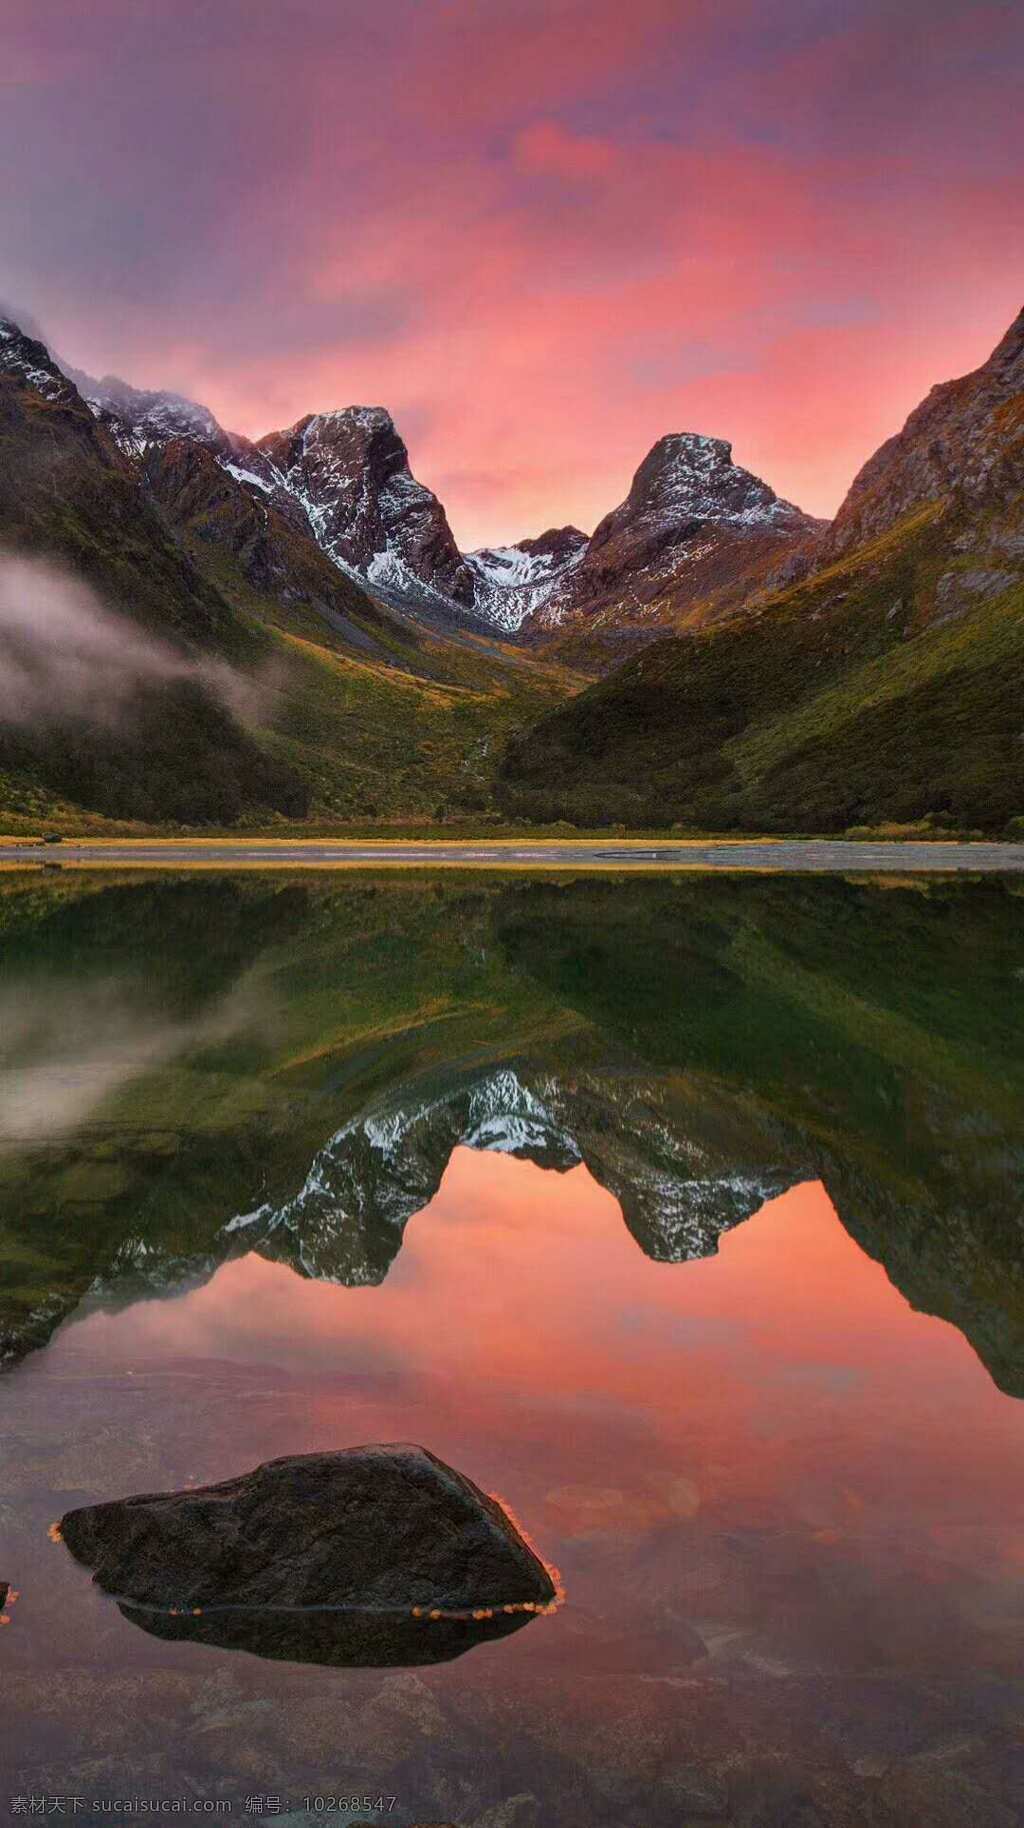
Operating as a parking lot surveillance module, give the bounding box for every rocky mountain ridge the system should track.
[34,307,1023,672]
[62,362,228,453]
[254,406,480,620]
[0,318,318,824]
[62,347,819,655]
[826,305,1024,558]
[1,319,81,404]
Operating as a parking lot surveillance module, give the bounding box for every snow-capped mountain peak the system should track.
[221,1064,784,1287]
[522,431,824,646]
[598,431,813,541]
[255,405,478,611]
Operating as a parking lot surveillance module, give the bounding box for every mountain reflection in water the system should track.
[2,870,1024,1825]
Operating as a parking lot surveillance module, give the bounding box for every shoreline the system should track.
[2,837,1024,873]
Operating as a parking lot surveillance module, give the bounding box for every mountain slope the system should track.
[0,320,575,828]
[824,307,1024,558]
[0,323,249,650]
[499,309,1024,832]
[0,321,309,823]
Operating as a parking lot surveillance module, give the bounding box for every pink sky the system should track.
[2,0,1022,546]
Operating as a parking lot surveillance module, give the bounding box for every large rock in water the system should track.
[59,1445,556,1667]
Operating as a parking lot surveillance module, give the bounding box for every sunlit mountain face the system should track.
[2,870,1024,1823]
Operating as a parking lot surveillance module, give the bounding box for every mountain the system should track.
[68,368,481,616]
[254,407,482,622]
[0,320,309,824]
[524,433,823,666]
[499,307,1024,833]
[825,306,1024,559]
[74,372,544,632]
[11,301,1022,834]
[226,1062,784,1288]
[66,357,818,659]
[0,320,574,829]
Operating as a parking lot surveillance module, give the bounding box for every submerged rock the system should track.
[60,1445,556,1666]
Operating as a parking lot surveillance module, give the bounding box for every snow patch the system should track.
[221,460,275,494]
[465,536,586,632]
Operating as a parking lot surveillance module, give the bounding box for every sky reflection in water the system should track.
[6,1150,1024,1822]
[3,872,1024,1824]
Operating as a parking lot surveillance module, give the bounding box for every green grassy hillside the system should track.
[499,501,1024,832]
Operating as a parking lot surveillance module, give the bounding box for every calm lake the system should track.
[2,871,1024,1827]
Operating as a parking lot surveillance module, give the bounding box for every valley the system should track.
[1,306,1022,835]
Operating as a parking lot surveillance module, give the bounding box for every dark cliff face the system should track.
[0,319,253,655]
[62,360,479,615]
[257,407,477,607]
[0,325,360,824]
[1,320,86,412]
[139,436,403,653]
[0,321,389,662]
[825,306,1024,558]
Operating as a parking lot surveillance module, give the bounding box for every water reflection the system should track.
[2,871,1024,1823]
[2,872,1022,1392]
[113,1597,539,1669]
[5,1152,1024,1823]
[0,973,267,1144]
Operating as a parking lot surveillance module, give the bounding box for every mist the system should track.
[0,553,266,730]
[0,299,47,341]
[0,970,274,1147]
